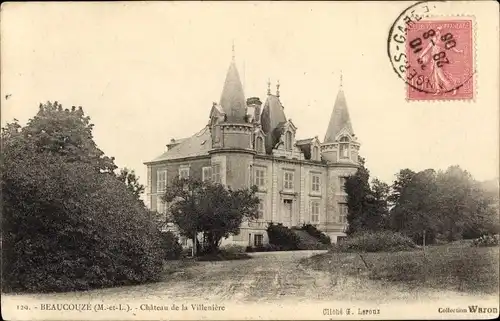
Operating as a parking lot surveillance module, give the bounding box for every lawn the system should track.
[301,243,499,294]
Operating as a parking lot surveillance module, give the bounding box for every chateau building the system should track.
[144,55,361,245]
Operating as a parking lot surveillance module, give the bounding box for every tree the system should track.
[1,102,163,292]
[371,178,391,229]
[435,166,499,241]
[388,168,416,206]
[345,157,388,234]
[117,167,145,202]
[388,169,439,244]
[22,101,117,172]
[163,177,260,254]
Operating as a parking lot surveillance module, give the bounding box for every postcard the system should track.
[1,1,499,320]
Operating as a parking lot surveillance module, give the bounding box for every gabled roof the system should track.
[148,127,212,163]
[220,61,247,123]
[324,88,354,143]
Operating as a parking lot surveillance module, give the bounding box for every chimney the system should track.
[166,138,179,151]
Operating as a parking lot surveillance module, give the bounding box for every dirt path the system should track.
[7,250,494,304]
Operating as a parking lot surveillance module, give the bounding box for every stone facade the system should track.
[144,58,361,245]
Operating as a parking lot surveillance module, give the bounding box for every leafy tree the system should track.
[371,178,391,229]
[435,166,499,241]
[388,169,439,244]
[345,157,388,234]
[117,167,145,202]
[21,101,117,173]
[387,165,498,244]
[388,168,416,206]
[163,177,259,254]
[1,102,163,292]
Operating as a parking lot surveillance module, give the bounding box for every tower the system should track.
[209,51,255,190]
[321,74,361,238]
[321,75,360,164]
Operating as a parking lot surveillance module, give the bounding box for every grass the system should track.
[301,243,499,294]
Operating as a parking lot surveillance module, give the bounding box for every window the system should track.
[311,201,320,223]
[257,201,264,219]
[312,146,319,160]
[339,177,347,192]
[339,136,350,159]
[179,167,190,179]
[202,166,212,182]
[338,203,349,223]
[254,168,266,187]
[254,234,263,247]
[284,171,294,190]
[157,170,167,192]
[212,164,221,183]
[285,131,292,150]
[311,174,321,192]
[256,136,264,153]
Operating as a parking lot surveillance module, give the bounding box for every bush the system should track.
[267,223,300,250]
[2,154,164,293]
[246,243,283,252]
[300,224,331,244]
[159,231,182,260]
[220,244,246,254]
[472,234,499,247]
[333,230,417,253]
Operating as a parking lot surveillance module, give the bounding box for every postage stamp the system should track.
[406,19,474,100]
[387,1,476,101]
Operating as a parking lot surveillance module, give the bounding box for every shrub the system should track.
[267,223,300,250]
[247,243,283,252]
[472,234,499,247]
[220,244,246,254]
[159,231,182,260]
[263,243,282,252]
[333,230,417,253]
[301,224,331,244]
[2,154,164,293]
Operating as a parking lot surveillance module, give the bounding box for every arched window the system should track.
[285,131,292,150]
[256,136,264,153]
[339,136,350,159]
[312,146,319,160]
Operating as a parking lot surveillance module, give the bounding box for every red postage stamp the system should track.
[406,19,474,100]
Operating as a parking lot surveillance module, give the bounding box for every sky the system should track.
[2,1,499,188]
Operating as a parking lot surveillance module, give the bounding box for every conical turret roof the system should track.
[219,61,247,123]
[324,88,354,143]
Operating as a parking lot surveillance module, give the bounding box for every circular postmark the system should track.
[388,1,475,98]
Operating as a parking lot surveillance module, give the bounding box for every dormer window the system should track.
[285,131,292,150]
[339,136,350,159]
[255,136,264,153]
[312,146,319,161]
